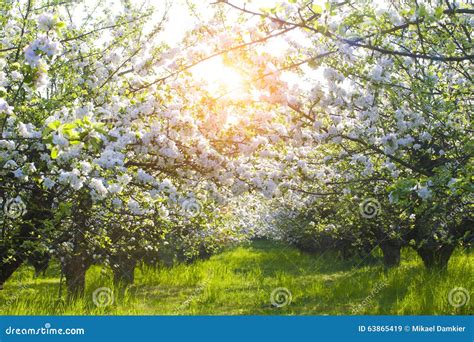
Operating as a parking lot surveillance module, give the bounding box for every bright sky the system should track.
[162,0,281,46]
[75,0,315,96]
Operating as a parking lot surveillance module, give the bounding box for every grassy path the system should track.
[0,240,472,315]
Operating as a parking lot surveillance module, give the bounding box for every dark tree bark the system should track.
[380,239,401,268]
[0,188,53,287]
[63,253,90,299]
[416,244,455,270]
[111,254,136,286]
[0,246,25,288]
[61,195,93,299]
[28,250,50,277]
[412,216,473,271]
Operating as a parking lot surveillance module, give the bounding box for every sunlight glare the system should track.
[192,56,246,99]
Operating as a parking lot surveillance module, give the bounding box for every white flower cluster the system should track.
[37,13,58,31]
[0,98,13,114]
[24,35,61,67]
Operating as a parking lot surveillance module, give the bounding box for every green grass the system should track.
[0,240,472,315]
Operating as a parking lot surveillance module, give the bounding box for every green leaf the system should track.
[65,130,80,140]
[418,5,427,18]
[312,4,323,14]
[50,147,59,159]
[313,21,327,33]
[61,122,77,131]
[47,120,61,130]
[83,116,91,125]
[74,118,85,128]
[10,62,21,71]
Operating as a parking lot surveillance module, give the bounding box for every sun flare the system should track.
[192,56,246,98]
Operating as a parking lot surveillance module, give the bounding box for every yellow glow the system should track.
[192,56,246,98]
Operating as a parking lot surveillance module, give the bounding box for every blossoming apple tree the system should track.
[0,0,260,296]
[209,0,473,269]
[1,0,472,301]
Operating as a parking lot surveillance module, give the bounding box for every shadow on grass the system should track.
[229,240,365,279]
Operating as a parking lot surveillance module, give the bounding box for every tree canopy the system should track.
[0,0,472,297]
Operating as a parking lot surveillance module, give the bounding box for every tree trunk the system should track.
[28,250,50,277]
[380,240,401,268]
[111,255,136,286]
[0,188,53,287]
[0,247,25,288]
[63,254,89,300]
[60,194,94,299]
[411,215,470,271]
[416,244,455,270]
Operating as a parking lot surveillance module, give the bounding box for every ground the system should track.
[0,240,472,315]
